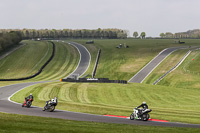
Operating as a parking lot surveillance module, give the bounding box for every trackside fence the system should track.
[61,78,127,84]
[153,50,192,85]
[92,49,101,78]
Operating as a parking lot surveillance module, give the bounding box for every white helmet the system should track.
[142,101,146,104]
[30,93,32,96]
[52,99,55,102]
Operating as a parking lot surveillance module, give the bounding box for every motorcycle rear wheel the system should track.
[142,114,149,121]
[130,114,134,120]
[26,101,32,108]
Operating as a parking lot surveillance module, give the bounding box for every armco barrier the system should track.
[61,78,127,84]
[153,49,192,85]
[92,49,101,78]
[0,41,55,81]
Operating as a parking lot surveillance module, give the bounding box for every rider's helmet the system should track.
[52,99,55,103]
[142,101,146,104]
[30,93,32,96]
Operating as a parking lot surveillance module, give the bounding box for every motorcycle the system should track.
[22,98,32,108]
[43,97,57,112]
[130,108,152,121]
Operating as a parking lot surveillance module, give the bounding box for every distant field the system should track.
[72,39,199,81]
[11,81,200,124]
[1,39,199,82]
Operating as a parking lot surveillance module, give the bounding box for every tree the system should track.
[140,32,146,39]
[133,31,138,38]
[160,33,165,38]
[117,32,126,39]
[165,32,173,38]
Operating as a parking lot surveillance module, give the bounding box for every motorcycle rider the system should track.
[43,97,57,110]
[135,101,148,115]
[22,93,34,107]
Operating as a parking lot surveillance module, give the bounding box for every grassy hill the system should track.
[158,49,200,89]
[30,41,79,81]
[143,49,189,84]
[73,39,199,80]
[1,39,200,129]
[0,40,52,79]
[0,40,79,81]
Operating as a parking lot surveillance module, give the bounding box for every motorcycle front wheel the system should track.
[49,105,55,112]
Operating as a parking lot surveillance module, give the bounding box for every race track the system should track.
[0,42,200,128]
[129,47,186,83]
[64,42,91,79]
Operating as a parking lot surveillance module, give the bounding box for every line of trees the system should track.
[174,29,200,38]
[0,31,22,52]
[160,29,200,39]
[133,31,146,39]
[0,28,128,40]
[159,32,174,38]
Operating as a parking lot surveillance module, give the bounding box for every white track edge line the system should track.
[64,41,91,78]
[128,48,168,82]
[140,49,177,83]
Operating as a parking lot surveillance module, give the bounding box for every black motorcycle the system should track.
[43,97,57,112]
[130,108,152,121]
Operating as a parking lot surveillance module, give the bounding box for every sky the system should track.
[0,0,200,37]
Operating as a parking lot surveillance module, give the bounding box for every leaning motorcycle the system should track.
[22,98,32,108]
[43,98,57,112]
[130,108,152,121]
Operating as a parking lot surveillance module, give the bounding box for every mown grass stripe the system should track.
[77,83,91,103]
[58,83,75,102]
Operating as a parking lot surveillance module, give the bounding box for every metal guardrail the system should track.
[153,48,200,85]
[92,49,101,78]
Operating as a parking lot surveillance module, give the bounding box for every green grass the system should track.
[30,41,79,81]
[72,39,199,80]
[2,39,200,131]
[143,49,189,84]
[1,112,199,133]
[0,40,79,81]
[0,40,52,79]
[11,81,200,124]
[158,49,200,88]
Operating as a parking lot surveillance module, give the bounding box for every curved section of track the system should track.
[0,43,200,128]
[0,82,200,128]
[64,42,91,79]
[128,47,187,83]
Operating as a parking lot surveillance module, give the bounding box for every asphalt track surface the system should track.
[129,47,186,83]
[0,43,200,128]
[64,42,90,79]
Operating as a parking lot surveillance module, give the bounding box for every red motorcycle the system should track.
[22,98,32,108]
